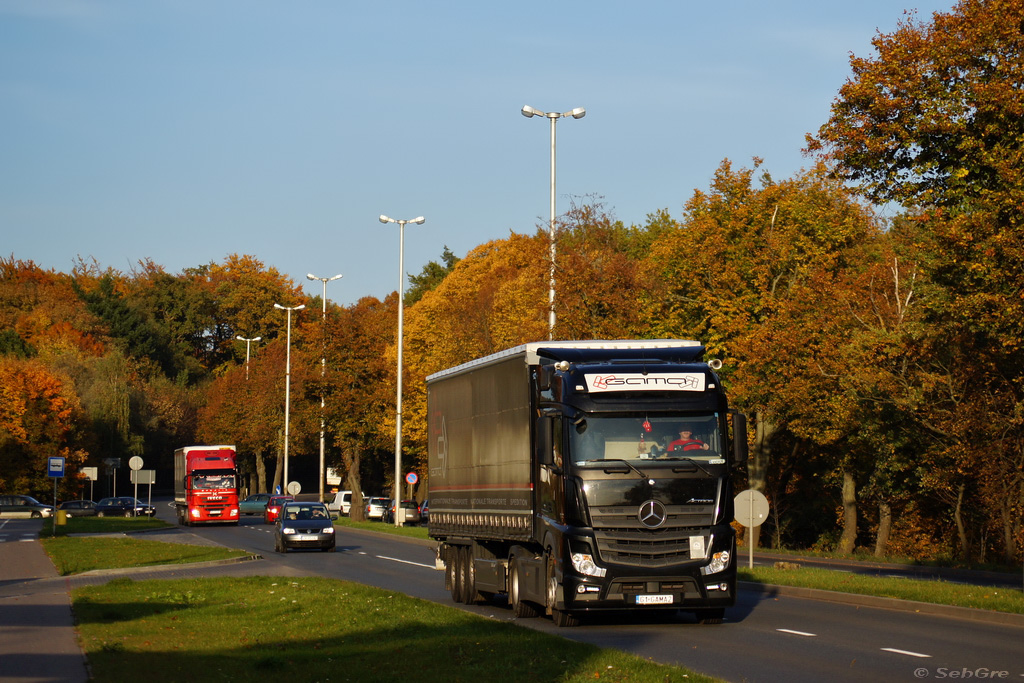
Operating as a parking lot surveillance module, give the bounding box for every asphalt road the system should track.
[162,502,1024,683]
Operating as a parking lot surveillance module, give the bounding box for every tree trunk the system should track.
[874,501,892,557]
[746,410,778,549]
[837,469,858,555]
[954,482,970,560]
[345,446,366,521]
[255,449,267,493]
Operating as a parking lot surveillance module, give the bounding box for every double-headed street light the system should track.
[521,104,586,340]
[235,335,262,381]
[306,273,343,503]
[379,213,425,526]
[274,303,305,494]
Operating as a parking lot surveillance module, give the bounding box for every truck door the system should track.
[536,416,565,525]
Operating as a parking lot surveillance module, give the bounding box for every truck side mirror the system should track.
[731,411,749,468]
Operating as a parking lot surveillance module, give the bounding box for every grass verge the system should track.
[74,576,720,683]
[41,536,252,575]
[45,515,173,536]
[739,566,1024,614]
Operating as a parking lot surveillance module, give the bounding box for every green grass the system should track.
[45,514,173,536]
[41,536,252,575]
[74,576,720,683]
[739,566,1024,614]
[334,515,431,540]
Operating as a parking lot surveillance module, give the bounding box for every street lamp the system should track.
[379,213,425,526]
[274,303,305,495]
[306,272,343,503]
[235,335,262,381]
[521,104,586,339]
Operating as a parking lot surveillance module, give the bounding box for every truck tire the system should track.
[460,545,479,605]
[509,557,539,618]
[445,546,458,600]
[547,553,579,627]
[454,546,470,603]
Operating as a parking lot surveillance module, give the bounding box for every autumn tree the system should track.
[809,0,1024,563]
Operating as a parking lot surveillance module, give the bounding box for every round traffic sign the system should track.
[734,489,770,527]
[287,481,302,496]
[129,456,144,471]
[405,472,418,485]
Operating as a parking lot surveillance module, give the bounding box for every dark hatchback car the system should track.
[94,497,156,517]
[58,500,97,517]
[274,502,335,552]
[239,493,272,516]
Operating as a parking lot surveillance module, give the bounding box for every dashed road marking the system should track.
[881,648,931,658]
[777,628,817,637]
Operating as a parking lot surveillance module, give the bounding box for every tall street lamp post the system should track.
[379,213,425,526]
[521,104,586,340]
[274,303,305,494]
[306,273,343,503]
[235,335,262,381]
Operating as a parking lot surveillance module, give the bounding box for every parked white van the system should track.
[327,490,364,515]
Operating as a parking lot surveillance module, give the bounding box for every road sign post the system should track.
[734,489,770,569]
[48,457,65,536]
[129,457,144,517]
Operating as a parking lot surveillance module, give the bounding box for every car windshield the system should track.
[569,413,723,465]
[283,504,329,521]
[193,473,236,490]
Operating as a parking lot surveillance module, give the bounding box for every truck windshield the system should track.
[193,473,236,489]
[568,414,723,465]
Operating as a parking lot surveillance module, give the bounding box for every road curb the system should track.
[75,554,263,578]
[740,581,1024,627]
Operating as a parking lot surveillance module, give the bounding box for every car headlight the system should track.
[323,527,335,534]
[701,550,731,575]
[282,527,296,535]
[571,552,607,578]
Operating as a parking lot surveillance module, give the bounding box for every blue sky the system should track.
[1,0,953,306]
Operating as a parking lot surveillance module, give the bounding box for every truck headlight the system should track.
[571,552,607,578]
[701,550,731,575]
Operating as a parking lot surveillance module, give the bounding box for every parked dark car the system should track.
[382,499,422,525]
[58,500,96,517]
[94,497,155,517]
[274,502,335,552]
[239,493,271,516]
[0,495,53,518]
[264,495,293,524]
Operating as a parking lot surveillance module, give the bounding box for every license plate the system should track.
[294,535,317,541]
[636,594,673,605]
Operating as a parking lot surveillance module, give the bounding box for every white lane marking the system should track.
[777,629,817,637]
[881,648,931,658]
[376,555,435,569]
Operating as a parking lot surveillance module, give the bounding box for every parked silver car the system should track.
[0,495,54,518]
[365,497,388,520]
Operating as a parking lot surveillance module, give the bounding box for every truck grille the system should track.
[589,505,714,568]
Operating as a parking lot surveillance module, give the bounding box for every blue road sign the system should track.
[48,457,65,478]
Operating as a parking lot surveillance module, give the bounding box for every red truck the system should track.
[174,445,240,526]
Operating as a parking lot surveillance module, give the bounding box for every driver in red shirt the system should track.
[667,428,709,452]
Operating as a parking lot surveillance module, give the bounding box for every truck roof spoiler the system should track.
[427,340,705,382]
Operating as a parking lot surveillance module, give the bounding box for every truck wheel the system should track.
[460,545,478,605]
[509,557,539,618]
[694,608,725,625]
[453,546,469,603]
[547,553,579,627]
[445,547,458,600]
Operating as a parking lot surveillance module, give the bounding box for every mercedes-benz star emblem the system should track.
[638,500,667,528]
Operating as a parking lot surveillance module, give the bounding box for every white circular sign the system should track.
[287,481,301,496]
[734,489,770,527]
[129,456,144,471]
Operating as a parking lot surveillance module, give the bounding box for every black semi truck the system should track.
[427,340,748,626]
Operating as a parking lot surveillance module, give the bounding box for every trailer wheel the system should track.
[509,557,539,618]
[445,547,457,599]
[460,545,479,605]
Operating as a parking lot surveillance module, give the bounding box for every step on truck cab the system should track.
[427,340,748,626]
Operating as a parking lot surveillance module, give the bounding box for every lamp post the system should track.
[379,213,425,526]
[235,335,262,381]
[306,273,343,503]
[521,104,586,340]
[274,303,305,495]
